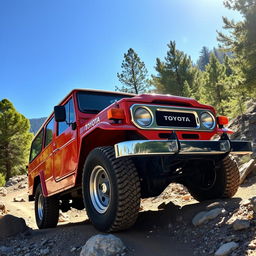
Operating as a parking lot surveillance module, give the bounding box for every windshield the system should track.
[77,91,132,113]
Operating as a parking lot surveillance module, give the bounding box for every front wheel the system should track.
[35,185,59,229]
[82,146,141,232]
[184,156,240,202]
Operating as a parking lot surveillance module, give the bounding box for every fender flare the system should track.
[39,171,48,197]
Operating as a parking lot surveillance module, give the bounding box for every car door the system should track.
[53,97,78,181]
[43,117,55,180]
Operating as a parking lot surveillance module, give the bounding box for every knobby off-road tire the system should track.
[82,146,141,232]
[35,185,59,229]
[185,156,240,202]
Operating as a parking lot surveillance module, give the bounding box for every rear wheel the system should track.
[184,156,240,201]
[35,185,59,229]
[82,146,141,232]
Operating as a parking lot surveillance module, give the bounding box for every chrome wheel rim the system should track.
[38,194,44,220]
[89,165,111,213]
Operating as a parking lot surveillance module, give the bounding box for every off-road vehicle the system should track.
[28,89,252,231]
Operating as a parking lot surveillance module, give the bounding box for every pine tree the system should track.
[223,56,247,117]
[151,41,195,97]
[0,99,33,181]
[197,46,210,71]
[116,48,149,94]
[217,0,256,95]
[204,54,229,115]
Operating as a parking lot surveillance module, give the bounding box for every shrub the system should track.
[0,173,6,187]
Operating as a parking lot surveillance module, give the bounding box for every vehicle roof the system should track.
[31,89,135,139]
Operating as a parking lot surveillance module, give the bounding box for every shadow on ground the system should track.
[24,196,255,256]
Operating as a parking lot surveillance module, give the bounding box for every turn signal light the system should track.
[107,108,125,120]
[217,116,229,126]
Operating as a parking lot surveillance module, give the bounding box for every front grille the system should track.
[130,103,215,131]
[156,110,197,128]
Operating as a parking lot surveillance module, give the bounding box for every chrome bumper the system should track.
[114,140,253,158]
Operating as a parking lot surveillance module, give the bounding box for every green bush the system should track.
[0,173,6,187]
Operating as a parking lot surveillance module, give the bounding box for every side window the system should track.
[58,98,75,136]
[30,129,44,162]
[45,118,54,147]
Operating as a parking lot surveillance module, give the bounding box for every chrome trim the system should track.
[89,165,111,214]
[55,171,75,182]
[114,140,253,158]
[130,104,216,131]
[37,194,44,221]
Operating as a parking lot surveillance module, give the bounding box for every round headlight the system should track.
[201,112,215,129]
[134,107,152,127]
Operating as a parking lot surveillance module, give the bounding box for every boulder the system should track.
[0,187,7,197]
[80,234,125,256]
[214,242,239,256]
[239,159,256,184]
[0,215,28,239]
[232,219,250,231]
[192,208,223,226]
[5,175,27,187]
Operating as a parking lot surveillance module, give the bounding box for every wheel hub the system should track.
[90,165,111,213]
[100,183,108,194]
[37,194,44,220]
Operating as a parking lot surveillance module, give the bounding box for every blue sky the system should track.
[0,0,241,118]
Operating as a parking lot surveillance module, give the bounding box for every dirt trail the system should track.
[1,174,256,256]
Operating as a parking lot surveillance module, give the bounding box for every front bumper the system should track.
[114,140,253,158]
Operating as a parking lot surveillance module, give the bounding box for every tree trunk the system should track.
[5,161,11,181]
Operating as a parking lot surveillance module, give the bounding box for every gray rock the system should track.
[13,197,25,202]
[205,208,223,220]
[70,247,77,252]
[18,183,27,189]
[0,215,28,239]
[192,211,208,226]
[192,208,223,226]
[232,219,250,231]
[0,246,12,255]
[5,175,27,187]
[0,187,7,197]
[214,242,239,256]
[40,248,50,255]
[251,196,256,214]
[80,234,125,256]
[239,159,256,184]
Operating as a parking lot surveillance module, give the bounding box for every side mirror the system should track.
[54,106,66,122]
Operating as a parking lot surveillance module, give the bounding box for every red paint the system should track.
[28,89,228,198]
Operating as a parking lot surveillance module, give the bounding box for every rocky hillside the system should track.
[29,117,46,134]
[229,100,256,157]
